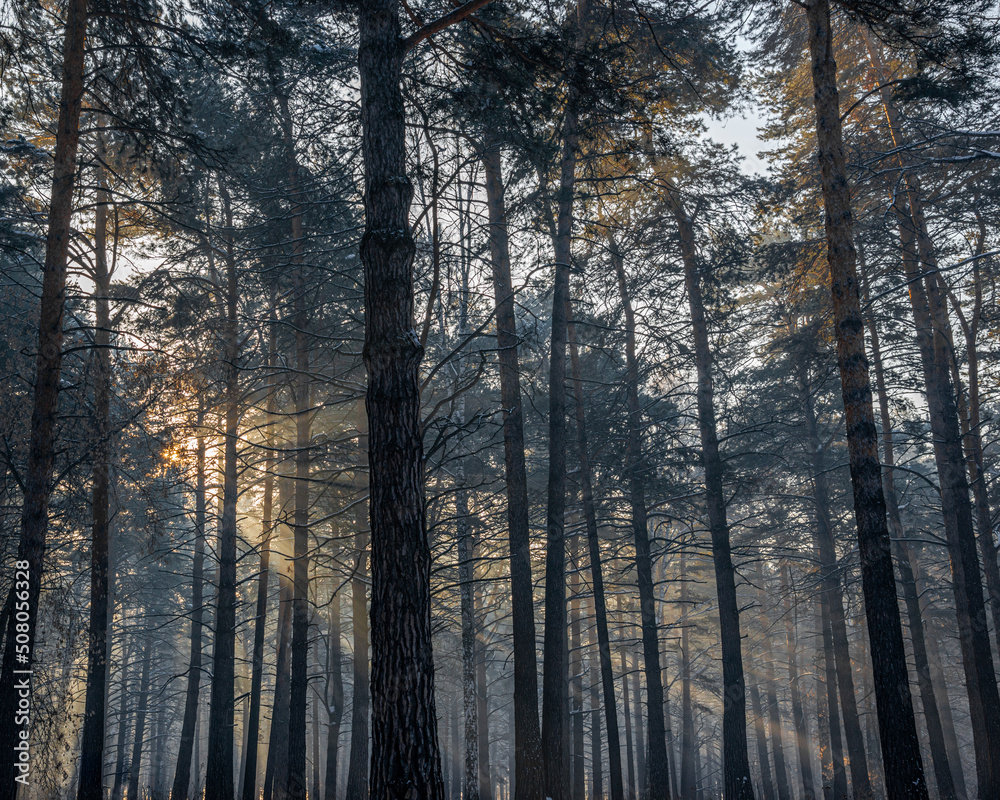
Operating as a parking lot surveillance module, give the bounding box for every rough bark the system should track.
[0,0,90,791]
[479,134,543,800]
[358,4,446,798]
[803,2,928,796]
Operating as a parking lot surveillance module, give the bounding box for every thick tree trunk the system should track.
[344,526,369,800]
[803,3,928,797]
[204,178,241,800]
[567,322,625,800]
[264,575,293,800]
[77,152,114,800]
[670,197,754,800]
[860,261,960,800]
[357,5,445,798]
[325,592,345,800]
[241,306,278,800]
[127,637,153,800]
[795,359,873,800]
[171,408,208,800]
[609,231,670,800]
[479,134,543,800]
[0,0,90,792]
[780,568,815,800]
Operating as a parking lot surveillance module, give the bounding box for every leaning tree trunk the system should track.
[567,322,626,800]
[670,195,754,800]
[77,150,114,800]
[241,303,278,800]
[803,2,929,797]
[609,230,671,800]
[204,177,241,800]
[0,0,90,792]
[479,131,544,800]
[357,4,445,797]
[171,404,208,800]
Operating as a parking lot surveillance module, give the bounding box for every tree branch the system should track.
[402,0,495,52]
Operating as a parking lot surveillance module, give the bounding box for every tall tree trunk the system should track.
[749,680,775,800]
[609,231,670,800]
[630,654,644,799]
[111,649,132,800]
[568,323,625,800]
[0,0,90,791]
[263,574,293,800]
[860,259,960,800]
[781,568,815,800]
[761,603,791,800]
[357,4,445,797]
[794,357,873,800]
[458,450,480,800]
[480,133,543,800]
[205,177,241,800]
[325,591,345,800]
[622,648,636,800]
[818,592,847,800]
[803,3,929,797]
[127,637,153,800]
[476,601,492,800]
[923,617,967,800]
[172,406,208,800]
[679,546,696,800]
[570,538,585,800]
[344,526,369,800]
[669,196,754,800]
[78,150,114,800]
[589,597,604,800]
[241,305,278,800]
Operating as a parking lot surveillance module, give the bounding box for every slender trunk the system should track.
[761,611,791,800]
[241,306,278,800]
[344,526,369,800]
[609,231,669,800]
[923,618,967,800]
[568,322,625,800]
[458,452,480,800]
[476,604,492,800]
[571,539,585,800]
[172,409,208,800]
[860,260,960,800]
[795,359,872,800]
[750,680,775,800]
[818,592,847,800]
[622,649,636,800]
[205,178,241,800]
[589,598,604,800]
[0,0,90,790]
[670,196,754,800]
[111,651,131,800]
[264,575,293,800]
[781,568,816,800]
[325,592,345,800]
[631,655,644,798]
[480,133,543,800]
[78,151,114,800]
[127,637,153,800]
[358,5,444,797]
[679,547,696,800]
[803,3,928,797]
